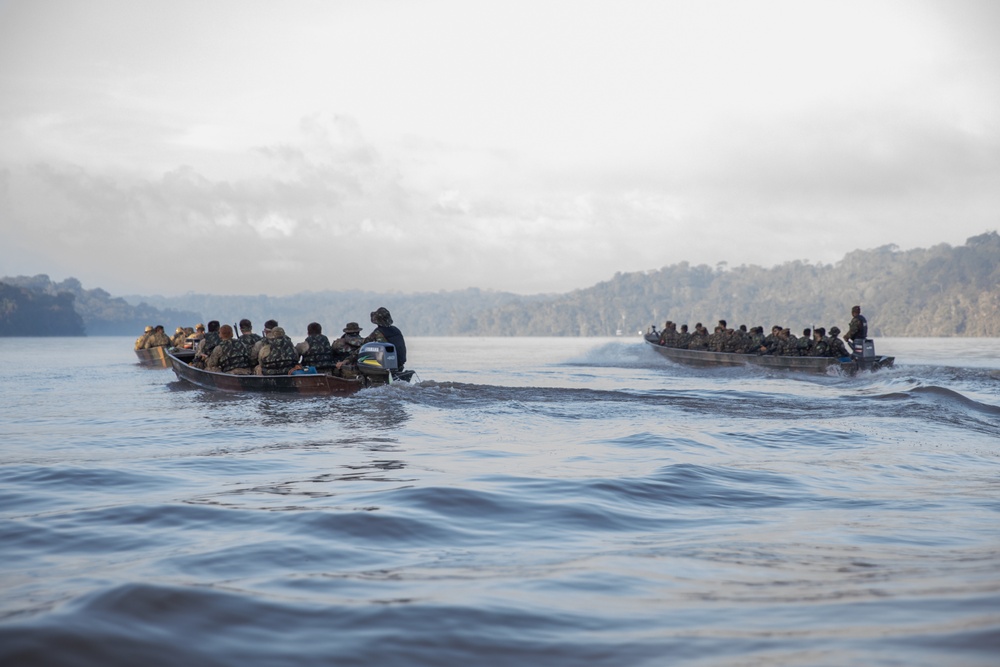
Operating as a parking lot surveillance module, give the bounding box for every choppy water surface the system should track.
[1,336,998,666]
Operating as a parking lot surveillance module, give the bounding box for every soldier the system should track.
[206,325,254,375]
[255,326,299,375]
[687,323,709,350]
[171,327,187,348]
[296,322,335,373]
[342,307,407,372]
[134,326,153,351]
[810,327,829,357]
[191,321,222,369]
[796,328,814,356]
[251,320,279,360]
[142,324,172,348]
[330,322,364,378]
[658,321,678,347]
[827,326,850,358]
[237,319,263,350]
[185,323,206,349]
[675,324,691,349]
[844,306,868,351]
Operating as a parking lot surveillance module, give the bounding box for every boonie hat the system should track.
[343,322,361,333]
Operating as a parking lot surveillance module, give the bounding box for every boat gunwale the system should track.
[166,349,363,395]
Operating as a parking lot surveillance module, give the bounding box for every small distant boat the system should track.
[134,346,172,367]
[644,333,894,374]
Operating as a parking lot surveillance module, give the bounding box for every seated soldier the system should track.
[170,327,187,348]
[206,324,254,375]
[238,319,263,349]
[142,324,172,348]
[810,327,829,357]
[332,322,365,378]
[296,322,335,373]
[255,326,299,375]
[827,326,850,358]
[135,326,153,351]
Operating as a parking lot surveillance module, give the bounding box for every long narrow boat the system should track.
[644,334,894,374]
[166,350,364,395]
[135,346,172,367]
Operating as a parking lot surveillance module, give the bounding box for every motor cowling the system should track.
[356,342,398,380]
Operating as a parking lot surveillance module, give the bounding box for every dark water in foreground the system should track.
[1,337,998,666]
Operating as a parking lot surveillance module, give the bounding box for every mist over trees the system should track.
[0,275,199,336]
[5,233,998,337]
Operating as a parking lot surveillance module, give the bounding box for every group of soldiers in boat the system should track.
[133,307,406,378]
[651,306,870,359]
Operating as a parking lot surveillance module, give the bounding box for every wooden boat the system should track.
[135,345,172,367]
[644,334,894,374]
[166,349,364,395]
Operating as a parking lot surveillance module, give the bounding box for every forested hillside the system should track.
[465,232,1000,337]
[0,282,85,336]
[0,275,200,336]
[7,232,998,336]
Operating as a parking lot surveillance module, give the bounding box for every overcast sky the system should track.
[1,0,998,297]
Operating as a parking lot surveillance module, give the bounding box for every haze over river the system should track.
[1,336,998,666]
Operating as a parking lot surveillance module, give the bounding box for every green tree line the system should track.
[6,232,998,337]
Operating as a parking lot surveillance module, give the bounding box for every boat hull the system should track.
[644,335,893,374]
[166,350,364,395]
[135,346,171,367]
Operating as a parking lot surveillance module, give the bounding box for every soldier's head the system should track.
[176,327,184,334]
[239,318,252,332]
[371,307,393,326]
[343,322,361,334]
[269,327,285,339]
[155,325,165,332]
[852,306,861,316]
[144,326,153,333]
[307,322,322,335]
[219,324,234,340]
[815,327,826,338]
[829,326,841,336]
[803,328,811,337]
[718,319,727,328]
[196,323,205,332]
[680,324,688,333]
[264,319,278,331]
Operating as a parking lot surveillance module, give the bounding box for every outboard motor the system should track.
[852,338,876,359]
[356,342,398,385]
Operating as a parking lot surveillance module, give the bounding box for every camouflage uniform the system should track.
[239,331,263,350]
[171,328,187,348]
[143,327,172,348]
[256,327,299,375]
[299,333,335,372]
[687,326,709,350]
[207,338,254,374]
[810,329,829,357]
[827,327,850,358]
[134,326,152,351]
[795,330,813,357]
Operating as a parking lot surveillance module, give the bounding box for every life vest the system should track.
[260,336,298,375]
[375,325,406,368]
[301,334,334,369]
[216,339,252,372]
[200,331,222,357]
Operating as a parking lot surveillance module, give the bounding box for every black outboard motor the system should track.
[852,338,876,359]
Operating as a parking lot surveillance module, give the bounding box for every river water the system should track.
[1,336,998,666]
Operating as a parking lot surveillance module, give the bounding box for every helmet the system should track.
[370,307,393,326]
[829,326,841,335]
[144,326,153,332]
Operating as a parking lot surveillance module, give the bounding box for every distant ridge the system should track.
[0,275,200,336]
[6,232,998,336]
